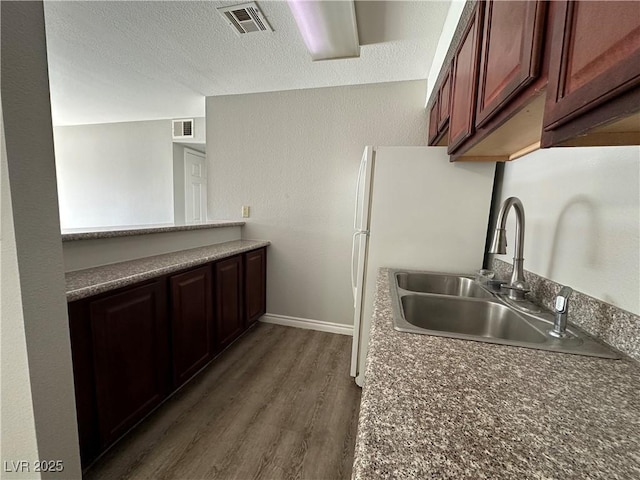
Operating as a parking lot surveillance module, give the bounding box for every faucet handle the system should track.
[554,286,573,313]
[550,286,573,338]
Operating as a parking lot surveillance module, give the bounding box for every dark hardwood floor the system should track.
[85,323,361,480]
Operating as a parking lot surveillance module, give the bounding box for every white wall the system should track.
[497,146,640,315]
[1,1,81,477]
[173,143,186,225]
[207,80,429,327]
[53,119,174,229]
[63,225,241,271]
[1,93,41,480]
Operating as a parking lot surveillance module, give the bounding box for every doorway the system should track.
[184,148,207,224]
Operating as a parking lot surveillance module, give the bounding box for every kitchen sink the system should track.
[389,269,620,359]
[395,272,494,299]
[400,295,546,344]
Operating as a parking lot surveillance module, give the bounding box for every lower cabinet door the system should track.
[68,300,100,467]
[245,248,266,326]
[90,280,170,447]
[215,255,244,350]
[170,266,214,388]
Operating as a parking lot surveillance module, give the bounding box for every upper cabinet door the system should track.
[428,91,440,145]
[437,67,452,131]
[544,1,640,130]
[475,1,546,127]
[448,4,484,154]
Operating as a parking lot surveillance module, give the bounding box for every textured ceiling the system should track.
[44,0,450,126]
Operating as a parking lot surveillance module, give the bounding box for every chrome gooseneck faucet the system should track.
[489,197,530,301]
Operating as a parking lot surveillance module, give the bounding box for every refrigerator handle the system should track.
[351,230,368,306]
[351,231,359,304]
[353,155,366,230]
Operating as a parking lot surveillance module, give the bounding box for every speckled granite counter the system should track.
[61,220,245,241]
[352,268,640,480]
[66,240,269,301]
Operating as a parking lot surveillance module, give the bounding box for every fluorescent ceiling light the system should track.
[287,0,360,61]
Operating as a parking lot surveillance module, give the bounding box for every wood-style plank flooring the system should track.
[85,323,361,480]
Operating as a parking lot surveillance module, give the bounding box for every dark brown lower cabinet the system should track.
[68,248,266,468]
[215,255,244,350]
[90,280,170,448]
[68,300,100,466]
[170,265,214,388]
[245,248,267,326]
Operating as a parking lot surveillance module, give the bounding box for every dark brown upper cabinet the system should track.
[437,68,452,131]
[475,1,546,127]
[427,0,639,161]
[448,0,550,161]
[542,1,640,147]
[447,3,484,154]
[215,255,244,350]
[170,265,214,388]
[245,248,267,327]
[428,62,453,146]
[428,91,440,145]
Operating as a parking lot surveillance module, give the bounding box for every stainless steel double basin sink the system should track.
[390,270,620,359]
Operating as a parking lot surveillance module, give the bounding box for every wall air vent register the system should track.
[218,2,273,34]
[172,119,194,140]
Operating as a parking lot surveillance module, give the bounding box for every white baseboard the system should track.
[260,313,353,336]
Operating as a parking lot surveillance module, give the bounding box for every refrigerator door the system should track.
[350,147,375,379]
[353,146,374,232]
[352,146,495,385]
[350,230,368,379]
[350,231,364,307]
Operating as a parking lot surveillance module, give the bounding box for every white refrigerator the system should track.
[350,146,496,386]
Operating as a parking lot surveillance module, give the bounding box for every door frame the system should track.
[183,147,207,223]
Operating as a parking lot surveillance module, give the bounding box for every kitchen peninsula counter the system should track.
[61,220,245,241]
[352,268,640,479]
[66,239,269,301]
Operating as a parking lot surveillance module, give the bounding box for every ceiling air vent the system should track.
[218,2,273,35]
[172,119,194,140]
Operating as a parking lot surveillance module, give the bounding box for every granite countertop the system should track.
[66,239,269,301]
[352,268,640,480]
[61,220,245,241]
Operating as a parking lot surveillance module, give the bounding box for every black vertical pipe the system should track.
[483,162,505,269]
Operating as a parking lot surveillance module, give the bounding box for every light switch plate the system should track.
[242,206,250,218]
